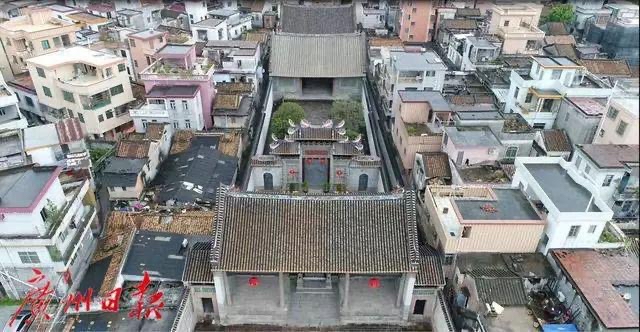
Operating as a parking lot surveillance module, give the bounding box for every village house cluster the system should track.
[0,0,638,332]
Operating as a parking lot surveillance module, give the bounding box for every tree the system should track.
[270,102,305,138]
[330,100,365,139]
[544,4,575,24]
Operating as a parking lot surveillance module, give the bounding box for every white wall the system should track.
[0,179,66,236]
[227,20,252,39]
[192,22,229,42]
[185,0,208,24]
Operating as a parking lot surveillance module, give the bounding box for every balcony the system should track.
[81,92,111,110]
[129,103,170,118]
[497,22,544,40]
[62,205,96,263]
[614,186,639,201]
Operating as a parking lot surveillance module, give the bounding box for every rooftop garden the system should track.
[270,100,366,139]
[405,122,431,136]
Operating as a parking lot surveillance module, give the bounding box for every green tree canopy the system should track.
[545,4,575,23]
[330,100,365,139]
[270,102,305,138]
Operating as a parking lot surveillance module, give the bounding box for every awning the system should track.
[530,88,563,99]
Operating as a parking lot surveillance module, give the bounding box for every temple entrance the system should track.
[303,158,329,189]
[301,78,333,97]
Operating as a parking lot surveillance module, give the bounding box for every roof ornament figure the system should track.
[269,141,280,150]
[300,119,311,128]
[336,128,346,136]
[352,134,362,144]
[335,120,346,128]
[286,127,296,135]
[354,142,364,151]
[271,133,279,142]
[284,135,295,143]
[288,119,297,128]
[322,119,333,128]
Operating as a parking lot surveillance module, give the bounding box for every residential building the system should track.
[212,94,253,129]
[23,118,91,176]
[102,123,172,201]
[531,129,573,160]
[384,50,447,114]
[585,15,639,66]
[505,56,613,129]
[280,3,356,34]
[0,36,13,81]
[570,0,611,36]
[249,120,382,192]
[422,186,546,255]
[85,3,117,19]
[594,94,639,145]
[487,3,545,55]
[446,34,501,72]
[571,144,639,220]
[553,97,606,145]
[0,72,27,130]
[0,7,78,75]
[191,18,228,42]
[270,33,366,100]
[354,0,388,32]
[0,0,57,20]
[0,129,25,170]
[235,0,279,29]
[200,188,442,326]
[511,157,614,253]
[412,152,452,190]
[205,40,261,88]
[127,29,168,82]
[398,0,436,43]
[65,11,110,31]
[578,59,633,87]
[113,0,163,29]
[436,18,480,51]
[137,44,216,129]
[116,9,146,30]
[131,85,205,132]
[26,46,135,140]
[185,0,209,25]
[0,165,97,298]
[84,27,138,83]
[442,126,503,168]
[391,91,450,170]
[549,249,639,332]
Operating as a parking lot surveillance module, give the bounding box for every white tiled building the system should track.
[0,73,28,131]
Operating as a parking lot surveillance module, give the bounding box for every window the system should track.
[525,93,532,103]
[129,39,136,47]
[412,8,417,13]
[42,86,52,97]
[63,90,74,103]
[134,60,138,67]
[602,175,614,186]
[551,70,562,79]
[12,55,17,64]
[68,110,73,118]
[18,252,40,264]
[505,146,518,160]
[53,37,61,47]
[41,40,50,50]
[533,123,545,129]
[358,174,369,191]
[411,22,415,26]
[173,121,179,129]
[503,20,510,27]
[78,113,84,123]
[513,87,519,98]
[585,165,591,174]
[567,225,580,238]
[185,119,191,129]
[59,228,68,242]
[425,71,435,77]
[110,84,124,96]
[118,63,126,72]
[142,119,148,128]
[5,38,10,46]
[182,100,188,110]
[409,34,414,39]
[564,112,570,122]
[599,129,605,137]
[575,156,582,169]
[105,109,114,119]
[606,107,619,119]
[263,172,273,190]
[98,114,104,122]
[36,67,46,78]
[25,96,34,107]
[120,50,126,57]
[146,56,151,66]
[616,121,628,136]
[0,109,4,116]
[40,206,50,222]
[413,300,426,315]
[462,226,472,238]
[588,225,597,233]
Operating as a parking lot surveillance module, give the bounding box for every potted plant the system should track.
[323,182,331,193]
[302,181,309,193]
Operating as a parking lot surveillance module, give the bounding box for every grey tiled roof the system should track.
[270,33,366,78]
[475,277,528,306]
[211,190,420,273]
[183,242,214,283]
[415,246,445,287]
[281,4,355,34]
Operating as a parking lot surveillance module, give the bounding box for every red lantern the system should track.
[248,276,259,287]
[336,170,344,177]
[368,277,380,289]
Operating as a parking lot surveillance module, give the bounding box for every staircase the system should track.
[438,290,455,332]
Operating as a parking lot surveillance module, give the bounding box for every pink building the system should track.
[442,126,503,167]
[398,0,437,43]
[139,44,216,129]
[128,29,168,81]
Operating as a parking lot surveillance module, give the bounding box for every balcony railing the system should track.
[62,205,96,263]
[82,98,111,110]
[614,187,639,201]
[130,103,170,117]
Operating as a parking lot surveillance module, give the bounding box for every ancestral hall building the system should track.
[182,188,449,327]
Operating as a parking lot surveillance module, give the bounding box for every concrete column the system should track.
[279,272,285,308]
[342,273,350,310]
[396,274,406,307]
[223,272,232,305]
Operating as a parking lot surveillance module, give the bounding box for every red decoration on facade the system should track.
[368,278,381,289]
[248,276,259,287]
[336,170,344,176]
[319,159,326,165]
[306,158,313,165]
[288,168,298,175]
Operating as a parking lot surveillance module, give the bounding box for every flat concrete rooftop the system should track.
[0,166,58,209]
[455,189,541,221]
[525,163,600,213]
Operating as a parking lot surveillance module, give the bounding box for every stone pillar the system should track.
[279,272,286,308]
[402,273,417,321]
[223,272,232,305]
[342,273,350,310]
